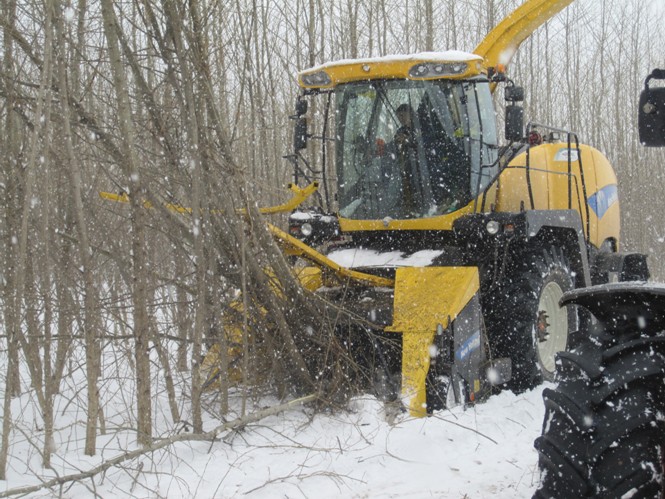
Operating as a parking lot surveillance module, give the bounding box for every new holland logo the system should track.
[455,331,481,361]
[554,148,579,162]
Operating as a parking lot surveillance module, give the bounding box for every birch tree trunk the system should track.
[0,0,22,479]
[53,0,104,457]
[100,0,152,447]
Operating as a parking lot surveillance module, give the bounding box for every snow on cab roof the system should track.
[301,51,483,74]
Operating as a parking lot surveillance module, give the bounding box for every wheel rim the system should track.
[536,280,568,375]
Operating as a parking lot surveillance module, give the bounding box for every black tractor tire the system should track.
[534,330,665,498]
[487,246,577,392]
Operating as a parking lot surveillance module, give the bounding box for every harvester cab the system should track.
[299,57,503,222]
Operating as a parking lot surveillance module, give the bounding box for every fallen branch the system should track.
[0,394,317,497]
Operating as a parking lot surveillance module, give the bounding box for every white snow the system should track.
[290,211,315,221]
[0,384,548,497]
[289,211,336,223]
[498,47,517,66]
[63,7,75,22]
[327,248,444,268]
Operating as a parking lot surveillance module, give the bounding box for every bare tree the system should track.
[101,0,152,447]
[0,0,21,479]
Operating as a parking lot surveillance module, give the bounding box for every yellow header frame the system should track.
[99,182,319,216]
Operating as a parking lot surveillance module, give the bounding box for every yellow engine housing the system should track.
[495,143,620,250]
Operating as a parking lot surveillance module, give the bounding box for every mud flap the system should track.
[385,267,482,417]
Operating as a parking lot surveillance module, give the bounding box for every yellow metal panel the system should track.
[595,201,621,250]
[495,147,551,212]
[560,145,595,243]
[400,331,436,417]
[495,143,620,251]
[386,267,480,417]
[338,200,476,232]
[294,266,323,291]
[589,148,620,250]
[387,267,479,333]
[547,144,586,213]
[591,148,619,187]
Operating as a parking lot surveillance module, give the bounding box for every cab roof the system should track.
[298,51,485,89]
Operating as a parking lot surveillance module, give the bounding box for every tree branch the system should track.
[0,395,316,497]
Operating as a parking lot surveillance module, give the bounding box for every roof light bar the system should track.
[408,62,468,78]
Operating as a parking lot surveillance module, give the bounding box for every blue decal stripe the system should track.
[587,184,618,220]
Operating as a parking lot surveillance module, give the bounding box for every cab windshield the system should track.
[336,78,498,220]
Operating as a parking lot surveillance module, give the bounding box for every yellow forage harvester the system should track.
[104,0,650,417]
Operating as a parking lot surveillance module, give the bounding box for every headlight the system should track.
[300,71,331,87]
[411,64,429,77]
[486,220,500,235]
[300,223,313,237]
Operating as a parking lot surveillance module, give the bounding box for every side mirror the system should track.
[294,117,308,151]
[639,69,665,147]
[295,98,308,116]
[505,105,524,142]
[505,85,524,103]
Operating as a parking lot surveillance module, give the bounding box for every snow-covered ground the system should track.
[0,381,547,498]
[198,389,547,498]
